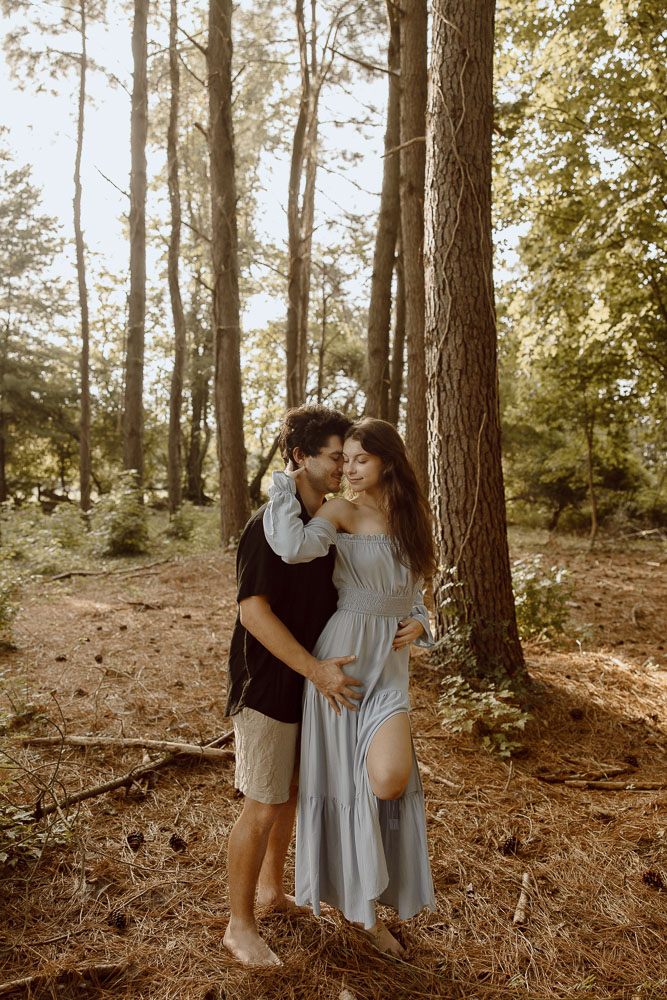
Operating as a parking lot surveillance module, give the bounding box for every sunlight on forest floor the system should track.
[0,531,665,999]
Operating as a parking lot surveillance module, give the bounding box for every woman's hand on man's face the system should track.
[286,457,305,480]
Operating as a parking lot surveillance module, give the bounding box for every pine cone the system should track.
[169,833,187,852]
[126,831,144,851]
[499,835,519,856]
[108,909,128,930]
[641,869,665,891]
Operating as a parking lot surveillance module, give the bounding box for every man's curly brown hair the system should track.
[279,405,352,464]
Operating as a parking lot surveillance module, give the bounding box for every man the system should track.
[223,405,363,967]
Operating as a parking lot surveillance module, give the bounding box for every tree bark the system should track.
[387,236,405,426]
[424,0,524,681]
[74,0,91,511]
[365,0,400,420]
[399,0,428,492]
[285,0,316,409]
[167,0,186,515]
[208,0,250,540]
[123,0,149,482]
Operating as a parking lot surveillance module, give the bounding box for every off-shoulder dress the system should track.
[263,472,435,929]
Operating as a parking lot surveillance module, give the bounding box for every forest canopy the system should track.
[0,0,664,539]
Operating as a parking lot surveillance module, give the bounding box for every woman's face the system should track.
[343,438,383,493]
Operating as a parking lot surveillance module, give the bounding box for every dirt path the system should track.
[1,542,665,999]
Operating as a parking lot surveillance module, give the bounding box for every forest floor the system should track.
[0,528,666,1000]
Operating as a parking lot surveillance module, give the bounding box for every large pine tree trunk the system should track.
[167,0,186,515]
[208,0,250,540]
[365,0,400,420]
[75,0,91,511]
[399,0,428,491]
[424,0,523,681]
[123,0,149,481]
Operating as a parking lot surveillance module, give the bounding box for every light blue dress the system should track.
[264,472,436,928]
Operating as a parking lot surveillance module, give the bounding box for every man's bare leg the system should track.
[256,783,304,911]
[223,797,283,966]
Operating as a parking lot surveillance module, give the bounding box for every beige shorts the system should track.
[232,706,299,805]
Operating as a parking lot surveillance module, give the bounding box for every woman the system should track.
[263,418,436,956]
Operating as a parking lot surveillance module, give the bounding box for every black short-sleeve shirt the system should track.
[225,499,337,724]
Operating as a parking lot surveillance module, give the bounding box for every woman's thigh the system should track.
[366,712,412,801]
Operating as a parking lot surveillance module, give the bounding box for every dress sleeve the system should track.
[410,586,435,648]
[263,471,338,564]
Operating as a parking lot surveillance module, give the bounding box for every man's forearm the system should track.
[240,599,317,681]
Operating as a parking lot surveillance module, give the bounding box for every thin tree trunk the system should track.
[387,237,405,426]
[399,0,428,492]
[123,0,149,482]
[584,415,598,547]
[366,0,400,419]
[316,269,328,403]
[424,0,524,682]
[208,0,250,540]
[286,0,312,408]
[74,0,91,511]
[167,0,186,515]
[248,434,280,506]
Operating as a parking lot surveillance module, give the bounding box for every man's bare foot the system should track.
[256,889,308,914]
[223,922,281,967]
[361,919,406,958]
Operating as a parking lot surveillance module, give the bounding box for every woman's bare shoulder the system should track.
[314,497,357,530]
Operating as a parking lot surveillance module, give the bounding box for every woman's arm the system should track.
[392,589,435,650]
[263,471,338,563]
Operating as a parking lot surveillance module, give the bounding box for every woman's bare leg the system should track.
[366,711,412,800]
[362,712,413,956]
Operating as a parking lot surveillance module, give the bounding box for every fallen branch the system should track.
[22,735,233,759]
[30,732,234,820]
[419,763,459,789]
[47,557,172,582]
[512,872,531,925]
[562,779,666,791]
[0,962,127,996]
[537,765,633,784]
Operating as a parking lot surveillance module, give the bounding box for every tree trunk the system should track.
[249,433,280,506]
[74,0,91,511]
[584,417,598,548]
[123,0,149,482]
[185,315,212,505]
[424,0,524,682]
[285,0,321,409]
[208,0,250,540]
[365,0,400,420]
[399,0,428,492]
[167,0,186,515]
[387,236,405,426]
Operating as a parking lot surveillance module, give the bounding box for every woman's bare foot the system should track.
[361,919,406,958]
[256,889,308,914]
[223,921,281,967]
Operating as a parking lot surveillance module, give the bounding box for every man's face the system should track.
[298,435,344,495]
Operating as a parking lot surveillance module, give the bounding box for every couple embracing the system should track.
[224,405,436,966]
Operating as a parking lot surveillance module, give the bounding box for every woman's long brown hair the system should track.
[345,418,437,580]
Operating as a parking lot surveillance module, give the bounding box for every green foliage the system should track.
[91,473,150,557]
[511,556,573,640]
[439,675,532,759]
[0,555,20,641]
[165,503,195,541]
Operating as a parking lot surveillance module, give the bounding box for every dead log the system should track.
[22,735,232,759]
[31,732,233,820]
[47,557,172,582]
[562,779,666,791]
[537,765,633,784]
[0,962,127,996]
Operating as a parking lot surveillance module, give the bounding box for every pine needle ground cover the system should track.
[1,534,665,1000]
